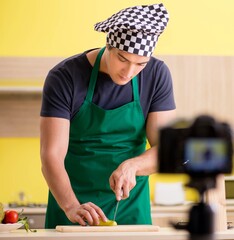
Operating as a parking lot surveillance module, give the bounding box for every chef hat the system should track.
[94,3,169,57]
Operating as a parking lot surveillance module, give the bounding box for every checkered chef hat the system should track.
[94,3,169,57]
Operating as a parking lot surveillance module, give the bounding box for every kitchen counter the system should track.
[1,228,234,240]
[151,203,234,227]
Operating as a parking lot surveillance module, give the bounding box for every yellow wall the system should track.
[0,138,47,203]
[1,0,234,57]
[1,0,234,203]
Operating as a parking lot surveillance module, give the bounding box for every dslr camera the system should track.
[158,115,233,177]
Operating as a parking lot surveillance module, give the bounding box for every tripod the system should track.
[173,177,217,240]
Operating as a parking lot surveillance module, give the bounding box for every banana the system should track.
[97,219,117,226]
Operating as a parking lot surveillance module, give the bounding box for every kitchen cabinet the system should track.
[151,203,234,228]
[151,204,190,227]
[0,92,41,137]
[23,213,45,229]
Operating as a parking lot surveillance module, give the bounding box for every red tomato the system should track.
[3,210,18,224]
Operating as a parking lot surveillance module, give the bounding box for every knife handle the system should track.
[116,188,123,201]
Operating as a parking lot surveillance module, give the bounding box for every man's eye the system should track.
[118,56,126,62]
[138,63,147,67]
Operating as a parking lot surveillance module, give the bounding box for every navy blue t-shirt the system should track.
[40,49,176,120]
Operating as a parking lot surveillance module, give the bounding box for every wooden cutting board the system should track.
[56,225,160,232]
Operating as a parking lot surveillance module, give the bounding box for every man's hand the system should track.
[65,202,107,226]
[109,160,137,200]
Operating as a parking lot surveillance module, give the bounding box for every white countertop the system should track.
[0,228,188,240]
[1,228,234,240]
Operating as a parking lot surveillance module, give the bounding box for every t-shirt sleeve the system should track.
[40,67,73,120]
[149,61,176,112]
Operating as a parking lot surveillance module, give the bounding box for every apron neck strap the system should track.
[86,47,105,101]
[86,47,139,102]
[132,76,139,101]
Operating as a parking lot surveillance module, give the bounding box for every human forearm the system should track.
[41,156,80,212]
[130,145,158,176]
[40,117,79,211]
[119,145,158,177]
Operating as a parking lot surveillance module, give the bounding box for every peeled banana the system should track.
[97,219,117,226]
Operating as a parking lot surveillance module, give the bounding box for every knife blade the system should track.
[113,200,120,221]
[113,190,123,221]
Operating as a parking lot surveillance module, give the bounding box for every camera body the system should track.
[158,115,233,177]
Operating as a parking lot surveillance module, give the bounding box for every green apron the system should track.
[45,47,152,228]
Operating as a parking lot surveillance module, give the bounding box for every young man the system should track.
[40,3,176,228]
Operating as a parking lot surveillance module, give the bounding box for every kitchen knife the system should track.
[113,190,123,221]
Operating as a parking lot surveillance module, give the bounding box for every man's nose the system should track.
[124,64,136,78]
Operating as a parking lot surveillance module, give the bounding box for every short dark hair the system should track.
[106,43,113,50]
